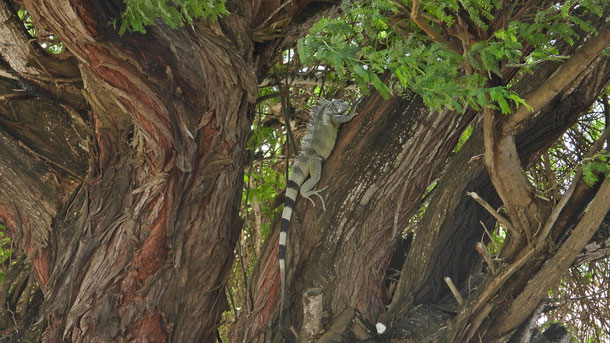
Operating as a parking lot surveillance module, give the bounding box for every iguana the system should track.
[278,98,356,316]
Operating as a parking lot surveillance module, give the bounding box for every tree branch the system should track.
[574,235,610,266]
[467,191,516,236]
[533,124,610,247]
[497,177,610,335]
[410,0,461,53]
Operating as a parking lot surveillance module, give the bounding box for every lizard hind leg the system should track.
[300,157,328,211]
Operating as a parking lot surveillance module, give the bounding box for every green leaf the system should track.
[582,151,610,186]
[370,72,391,99]
[351,64,370,82]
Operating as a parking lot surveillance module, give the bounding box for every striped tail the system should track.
[278,177,300,314]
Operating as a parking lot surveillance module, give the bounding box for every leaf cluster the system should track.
[114,0,228,34]
[583,150,610,186]
[0,225,12,283]
[297,0,607,113]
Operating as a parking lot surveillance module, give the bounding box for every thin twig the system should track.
[467,191,517,236]
[225,286,239,323]
[475,242,497,275]
[444,277,464,305]
[7,306,18,333]
[505,55,569,67]
[544,286,610,304]
[480,221,500,254]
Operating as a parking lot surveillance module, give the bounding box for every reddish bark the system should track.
[1,0,330,341]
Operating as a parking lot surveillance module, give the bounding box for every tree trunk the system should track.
[2,0,609,342]
[23,1,256,340]
[234,89,478,342]
[0,0,330,341]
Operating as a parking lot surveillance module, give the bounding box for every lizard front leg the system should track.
[332,112,356,124]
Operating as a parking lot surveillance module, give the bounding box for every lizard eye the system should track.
[331,99,348,113]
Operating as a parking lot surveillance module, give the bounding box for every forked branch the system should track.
[497,178,610,335]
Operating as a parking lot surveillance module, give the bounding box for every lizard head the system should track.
[328,99,349,115]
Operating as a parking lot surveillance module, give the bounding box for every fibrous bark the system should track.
[0,0,335,341]
[236,87,479,342]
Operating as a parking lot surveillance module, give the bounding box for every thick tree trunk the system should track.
[22,1,257,340]
[234,91,478,342]
[1,0,331,341]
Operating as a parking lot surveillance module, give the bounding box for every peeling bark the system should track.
[1,0,333,341]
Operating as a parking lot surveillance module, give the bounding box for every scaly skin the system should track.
[278,98,356,319]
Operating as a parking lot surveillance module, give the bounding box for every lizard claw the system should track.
[303,186,328,210]
[315,193,326,211]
